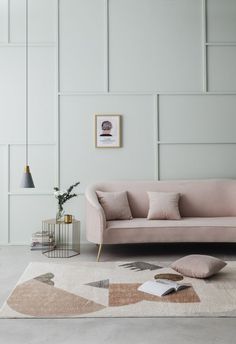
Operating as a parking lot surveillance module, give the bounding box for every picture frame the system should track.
[95,114,121,148]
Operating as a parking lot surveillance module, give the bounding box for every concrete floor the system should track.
[1,243,236,344]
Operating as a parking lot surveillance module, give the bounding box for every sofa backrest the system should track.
[90,179,236,218]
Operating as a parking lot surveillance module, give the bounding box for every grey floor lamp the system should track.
[20,0,35,188]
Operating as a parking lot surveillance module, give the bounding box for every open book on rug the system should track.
[138,279,190,297]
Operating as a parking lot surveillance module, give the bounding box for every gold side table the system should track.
[42,219,80,258]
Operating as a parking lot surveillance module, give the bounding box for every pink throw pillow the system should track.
[96,191,133,221]
[171,255,227,278]
[147,191,181,220]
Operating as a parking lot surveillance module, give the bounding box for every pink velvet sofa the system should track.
[85,179,236,260]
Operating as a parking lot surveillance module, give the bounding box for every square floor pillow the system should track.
[171,254,227,278]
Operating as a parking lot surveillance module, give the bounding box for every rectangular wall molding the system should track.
[58,91,236,96]
[202,0,207,92]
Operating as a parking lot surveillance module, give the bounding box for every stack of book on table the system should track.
[31,231,55,251]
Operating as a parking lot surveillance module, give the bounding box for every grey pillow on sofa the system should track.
[96,191,133,221]
[171,254,227,278]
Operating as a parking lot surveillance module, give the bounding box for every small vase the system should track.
[56,208,64,222]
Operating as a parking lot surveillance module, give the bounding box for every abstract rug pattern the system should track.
[1,261,236,318]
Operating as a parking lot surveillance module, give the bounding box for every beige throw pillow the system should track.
[96,191,133,221]
[171,255,227,278]
[147,191,181,220]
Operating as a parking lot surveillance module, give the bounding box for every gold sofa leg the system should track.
[96,244,103,262]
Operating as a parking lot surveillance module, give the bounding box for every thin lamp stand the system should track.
[20,0,35,188]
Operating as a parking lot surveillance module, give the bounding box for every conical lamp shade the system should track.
[20,165,35,188]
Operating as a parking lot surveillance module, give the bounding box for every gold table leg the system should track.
[96,244,103,262]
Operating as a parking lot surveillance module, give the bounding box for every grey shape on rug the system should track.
[34,273,54,286]
[119,262,162,271]
[85,279,109,289]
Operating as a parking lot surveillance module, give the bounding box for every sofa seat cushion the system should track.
[104,217,236,244]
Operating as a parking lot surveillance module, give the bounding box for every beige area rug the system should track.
[1,261,236,318]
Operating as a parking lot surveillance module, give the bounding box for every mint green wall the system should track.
[0,0,236,243]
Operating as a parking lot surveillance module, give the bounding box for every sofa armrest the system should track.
[85,186,106,244]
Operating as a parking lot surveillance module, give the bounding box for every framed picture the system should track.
[95,114,121,148]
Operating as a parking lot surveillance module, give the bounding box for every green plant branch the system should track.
[54,182,80,211]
